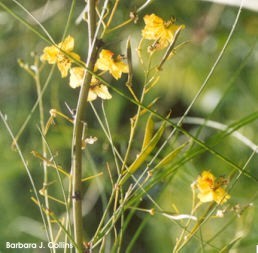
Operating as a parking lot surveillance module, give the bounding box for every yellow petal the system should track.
[142,14,164,41]
[95,49,128,79]
[87,76,112,101]
[196,171,230,205]
[87,89,98,101]
[142,14,185,50]
[213,188,230,204]
[59,35,74,51]
[68,52,81,62]
[40,46,59,64]
[57,59,71,78]
[144,14,164,26]
[88,84,112,101]
[41,35,80,78]
[197,171,215,192]
[197,191,214,203]
[69,67,85,88]
[94,84,112,100]
[95,49,114,71]
[109,62,128,80]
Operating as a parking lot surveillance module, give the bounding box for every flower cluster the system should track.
[195,171,230,205]
[40,14,184,101]
[41,36,128,101]
[40,13,184,101]
[142,14,184,52]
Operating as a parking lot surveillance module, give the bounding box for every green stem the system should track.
[88,0,96,48]
[120,54,154,173]
[34,58,55,252]
[71,0,98,251]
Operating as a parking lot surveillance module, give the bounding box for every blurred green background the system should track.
[0,0,258,252]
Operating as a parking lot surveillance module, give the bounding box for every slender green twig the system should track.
[157,25,183,71]
[37,130,73,252]
[101,0,119,36]
[33,57,55,252]
[100,102,121,174]
[120,54,155,173]
[31,197,79,250]
[136,0,154,13]
[105,0,155,34]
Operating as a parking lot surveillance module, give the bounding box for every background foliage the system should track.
[0,0,258,252]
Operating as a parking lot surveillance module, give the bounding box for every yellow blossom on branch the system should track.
[87,77,112,101]
[95,49,129,80]
[142,14,184,51]
[69,67,112,101]
[196,171,230,204]
[40,35,80,78]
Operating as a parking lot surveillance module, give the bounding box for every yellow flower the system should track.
[142,14,184,51]
[196,171,230,204]
[95,49,129,80]
[87,77,112,101]
[69,67,112,101]
[41,35,80,78]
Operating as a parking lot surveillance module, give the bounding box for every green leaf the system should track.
[152,141,188,170]
[120,120,166,185]
[141,114,154,151]
[219,237,242,253]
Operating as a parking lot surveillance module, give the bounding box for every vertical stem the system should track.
[88,0,96,49]
[34,59,55,252]
[71,0,97,251]
[71,70,93,252]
